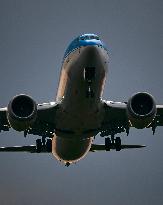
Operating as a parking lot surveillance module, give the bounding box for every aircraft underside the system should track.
[0,34,162,166]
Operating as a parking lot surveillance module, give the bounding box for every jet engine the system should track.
[7,94,37,131]
[127,92,156,129]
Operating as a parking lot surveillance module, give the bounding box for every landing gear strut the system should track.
[46,139,52,152]
[36,137,52,153]
[36,139,42,153]
[86,86,94,98]
[105,137,111,151]
[105,135,122,151]
[84,67,95,98]
[115,137,121,151]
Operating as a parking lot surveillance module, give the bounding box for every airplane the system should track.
[0,33,163,166]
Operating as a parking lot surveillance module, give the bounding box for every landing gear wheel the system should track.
[65,162,70,167]
[115,137,121,151]
[105,137,111,151]
[46,139,52,152]
[36,139,42,153]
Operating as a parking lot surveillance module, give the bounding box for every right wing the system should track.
[0,102,59,138]
[25,102,59,138]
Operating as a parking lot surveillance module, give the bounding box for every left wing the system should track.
[101,100,163,137]
[100,100,129,137]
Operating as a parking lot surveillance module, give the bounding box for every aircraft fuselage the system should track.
[52,34,109,164]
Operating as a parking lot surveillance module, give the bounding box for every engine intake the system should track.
[7,94,37,131]
[127,92,156,129]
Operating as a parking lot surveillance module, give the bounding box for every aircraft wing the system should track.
[101,101,163,137]
[0,102,59,138]
[0,107,10,131]
[100,101,129,137]
[154,105,163,126]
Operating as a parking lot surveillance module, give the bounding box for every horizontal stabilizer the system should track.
[0,144,146,153]
[90,144,146,152]
[0,145,50,153]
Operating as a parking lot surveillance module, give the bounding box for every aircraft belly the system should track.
[55,110,103,138]
[52,135,93,163]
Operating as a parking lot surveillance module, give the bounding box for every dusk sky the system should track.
[0,0,163,204]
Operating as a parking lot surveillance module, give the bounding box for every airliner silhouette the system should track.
[0,34,162,166]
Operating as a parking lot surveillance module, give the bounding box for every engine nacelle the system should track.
[127,92,156,129]
[7,94,37,131]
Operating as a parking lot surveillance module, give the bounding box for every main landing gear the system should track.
[105,135,121,151]
[36,138,52,153]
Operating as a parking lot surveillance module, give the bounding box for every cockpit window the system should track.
[90,36,95,39]
[79,35,100,40]
[95,36,100,40]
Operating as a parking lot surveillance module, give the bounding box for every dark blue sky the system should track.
[0,0,163,204]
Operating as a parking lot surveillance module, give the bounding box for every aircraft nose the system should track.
[81,45,102,62]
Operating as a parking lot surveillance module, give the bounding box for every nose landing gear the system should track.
[86,86,95,98]
[84,67,95,82]
[84,67,95,98]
